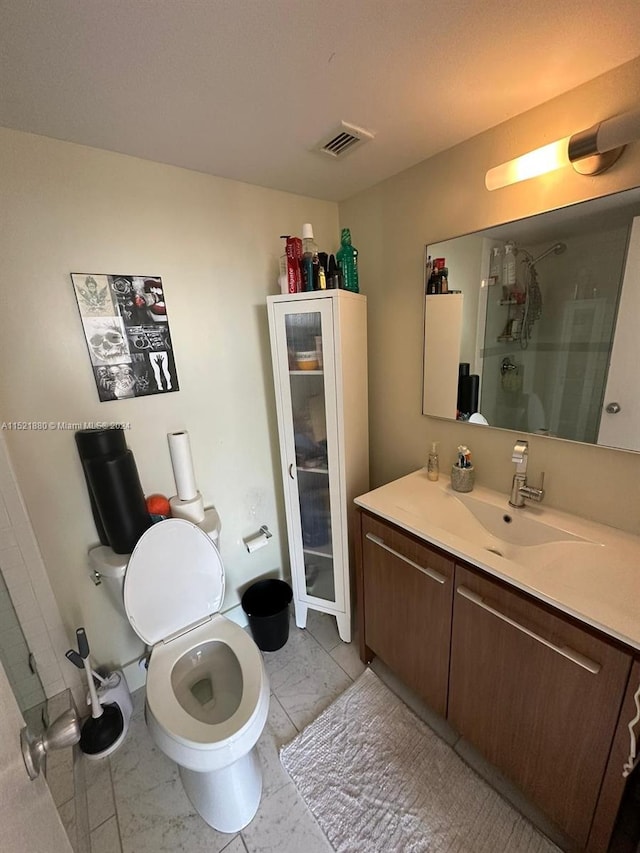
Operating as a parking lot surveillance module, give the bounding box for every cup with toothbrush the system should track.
[451,445,475,492]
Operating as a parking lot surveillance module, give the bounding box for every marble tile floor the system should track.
[56,609,635,853]
[78,610,364,853]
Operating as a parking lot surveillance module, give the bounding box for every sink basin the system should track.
[452,492,589,548]
[355,468,640,651]
[384,472,597,569]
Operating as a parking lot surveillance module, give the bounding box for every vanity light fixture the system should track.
[485,107,640,191]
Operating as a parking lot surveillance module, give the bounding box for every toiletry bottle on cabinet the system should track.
[302,223,319,291]
[336,228,359,292]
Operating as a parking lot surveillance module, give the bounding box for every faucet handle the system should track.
[519,470,546,503]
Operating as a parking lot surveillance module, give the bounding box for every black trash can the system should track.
[241,579,293,652]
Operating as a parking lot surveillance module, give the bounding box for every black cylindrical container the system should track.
[241,579,293,652]
[458,374,480,417]
[84,450,151,554]
[75,428,128,545]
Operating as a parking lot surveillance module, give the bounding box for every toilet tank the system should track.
[200,507,222,550]
[89,506,222,617]
[89,545,129,618]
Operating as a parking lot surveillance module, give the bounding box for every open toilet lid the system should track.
[124,518,225,646]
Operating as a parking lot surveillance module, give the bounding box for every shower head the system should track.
[529,242,567,265]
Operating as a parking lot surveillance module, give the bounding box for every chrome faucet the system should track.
[509,440,545,508]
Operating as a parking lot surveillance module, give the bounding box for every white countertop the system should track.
[355,469,640,652]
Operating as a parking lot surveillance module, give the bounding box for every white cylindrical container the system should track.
[169,492,205,524]
[168,431,198,501]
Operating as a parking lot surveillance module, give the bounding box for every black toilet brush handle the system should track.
[66,649,84,669]
[76,627,90,660]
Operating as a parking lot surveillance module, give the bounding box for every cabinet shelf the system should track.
[303,543,333,559]
[289,369,324,375]
[297,465,328,474]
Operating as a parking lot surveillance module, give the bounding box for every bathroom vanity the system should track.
[354,470,640,851]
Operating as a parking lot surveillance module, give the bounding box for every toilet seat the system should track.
[146,614,267,747]
[124,518,269,763]
[124,518,225,645]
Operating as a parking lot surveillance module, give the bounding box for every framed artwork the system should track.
[71,273,179,401]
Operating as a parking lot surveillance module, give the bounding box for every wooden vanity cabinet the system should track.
[449,564,633,849]
[358,512,454,715]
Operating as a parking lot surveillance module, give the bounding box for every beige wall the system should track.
[2,55,640,678]
[0,128,338,668]
[339,55,640,535]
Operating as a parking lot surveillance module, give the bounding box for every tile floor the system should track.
[80,611,365,853]
[52,608,640,853]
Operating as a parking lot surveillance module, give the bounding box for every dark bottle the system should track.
[301,223,319,291]
[327,254,340,289]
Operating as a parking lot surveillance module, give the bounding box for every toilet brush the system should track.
[65,649,121,690]
[74,627,124,756]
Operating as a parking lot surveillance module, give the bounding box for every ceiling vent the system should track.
[314,121,375,159]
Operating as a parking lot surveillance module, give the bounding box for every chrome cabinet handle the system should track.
[365,532,446,584]
[456,586,601,674]
[605,402,621,414]
[288,463,295,480]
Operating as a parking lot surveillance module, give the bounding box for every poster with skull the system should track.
[71,273,179,401]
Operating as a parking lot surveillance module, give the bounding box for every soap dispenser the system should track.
[427,442,439,482]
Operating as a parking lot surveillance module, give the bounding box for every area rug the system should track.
[280,668,560,853]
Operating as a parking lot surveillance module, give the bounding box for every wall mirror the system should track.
[422,187,640,453]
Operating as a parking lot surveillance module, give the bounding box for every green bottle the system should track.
[336,228,359,293]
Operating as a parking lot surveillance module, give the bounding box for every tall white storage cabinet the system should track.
[267,290,368,642]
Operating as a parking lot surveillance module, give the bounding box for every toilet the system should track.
[122,518,270,833]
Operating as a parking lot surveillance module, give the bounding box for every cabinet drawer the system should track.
[450,564,632,847]
[362,514,454,585]
[361,514,454,714]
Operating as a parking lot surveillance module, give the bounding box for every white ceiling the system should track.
[2,1,640,202]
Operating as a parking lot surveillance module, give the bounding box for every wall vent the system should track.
[314,121,375,159]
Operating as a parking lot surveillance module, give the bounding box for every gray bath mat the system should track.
[280,668,560,852]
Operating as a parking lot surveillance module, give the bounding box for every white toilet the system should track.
[122,518,270,833]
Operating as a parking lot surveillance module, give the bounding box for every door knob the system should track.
[21,708,80,780]
[605,402,621,414]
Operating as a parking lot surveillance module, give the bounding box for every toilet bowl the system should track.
[123,518,270,833]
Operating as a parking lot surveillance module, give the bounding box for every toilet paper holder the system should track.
[243,525,272,553]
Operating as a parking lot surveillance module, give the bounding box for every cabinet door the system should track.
[361,514,454,715]
[449,565,632,847]
[271,300,346,610]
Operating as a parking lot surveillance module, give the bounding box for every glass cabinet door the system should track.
[274,300,343,609]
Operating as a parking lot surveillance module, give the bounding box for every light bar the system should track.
[486,108,640,191]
